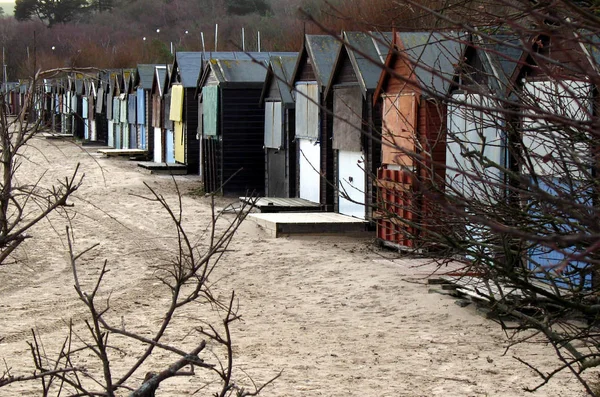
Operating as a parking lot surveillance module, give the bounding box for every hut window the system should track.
[332,85,362,152]
[295,83,319,140]
[264,101,283,149]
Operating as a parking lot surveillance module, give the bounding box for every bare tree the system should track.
[29,187,277,396]
[293,1,600,394]
[0,73,83,265]
[0,69,278,395]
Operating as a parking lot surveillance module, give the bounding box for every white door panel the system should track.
[299,138,320,203]
[338,150,366,219]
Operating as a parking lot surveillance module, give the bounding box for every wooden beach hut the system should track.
[151,65,169,162]
[198,58,272,195]
[374,31,465,249]
[260,54,298,198]
[324,31,392,220]
[289,35,342,209]
[136,64,158,152]
[169,52,203,173]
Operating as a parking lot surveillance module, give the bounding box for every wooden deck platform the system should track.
[137,162,188,175]
[439,275,525,302]
[249,212,368,237]
[240,197,321,213]
[98,149,148,159]
[41,132,73,140]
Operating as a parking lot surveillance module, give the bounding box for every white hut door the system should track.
[338,151,365,218]
[296,83,320,203]
[154,127,163,163]
[299,139,320,203]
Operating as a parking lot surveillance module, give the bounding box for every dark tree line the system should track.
[14,0,114,26]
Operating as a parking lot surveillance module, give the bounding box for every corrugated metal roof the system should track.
[175,52,203,88]
[305,35,342,88]
[137,64,159,90]
[397,32,466,96]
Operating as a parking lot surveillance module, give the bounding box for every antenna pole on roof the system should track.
[201,32,206,56]
[215,24,218,51]
[242,27,245,52]
[3,47,6,95]
[257,31,261,52]
[33,30,37,80]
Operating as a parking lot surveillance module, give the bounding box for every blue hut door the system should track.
[522,80,593,288]
[137,88,146,149]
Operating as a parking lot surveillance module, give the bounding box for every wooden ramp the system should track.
[249,212,368,237]
[98,149,148,159]
[41,132,73,140]
[137,162,187,175]
[240,197,321,213]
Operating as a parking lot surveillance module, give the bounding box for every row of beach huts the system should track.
[5,30,596,287]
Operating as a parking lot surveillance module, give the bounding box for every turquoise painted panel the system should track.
[202,86,218,136]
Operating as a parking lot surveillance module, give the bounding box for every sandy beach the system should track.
[0,136,588,396]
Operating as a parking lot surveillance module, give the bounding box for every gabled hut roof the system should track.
[122,68,136,92]
[174,52,203,88]
[260,54,298,106]
[472,34,524,97]
[153,65,168,97]
[325,31,393,97]
[137,64,160,90]
[291,35,343,89]
[399,31,466,96]
[376,32,466,100]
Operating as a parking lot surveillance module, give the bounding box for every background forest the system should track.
[1,0,456,80]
